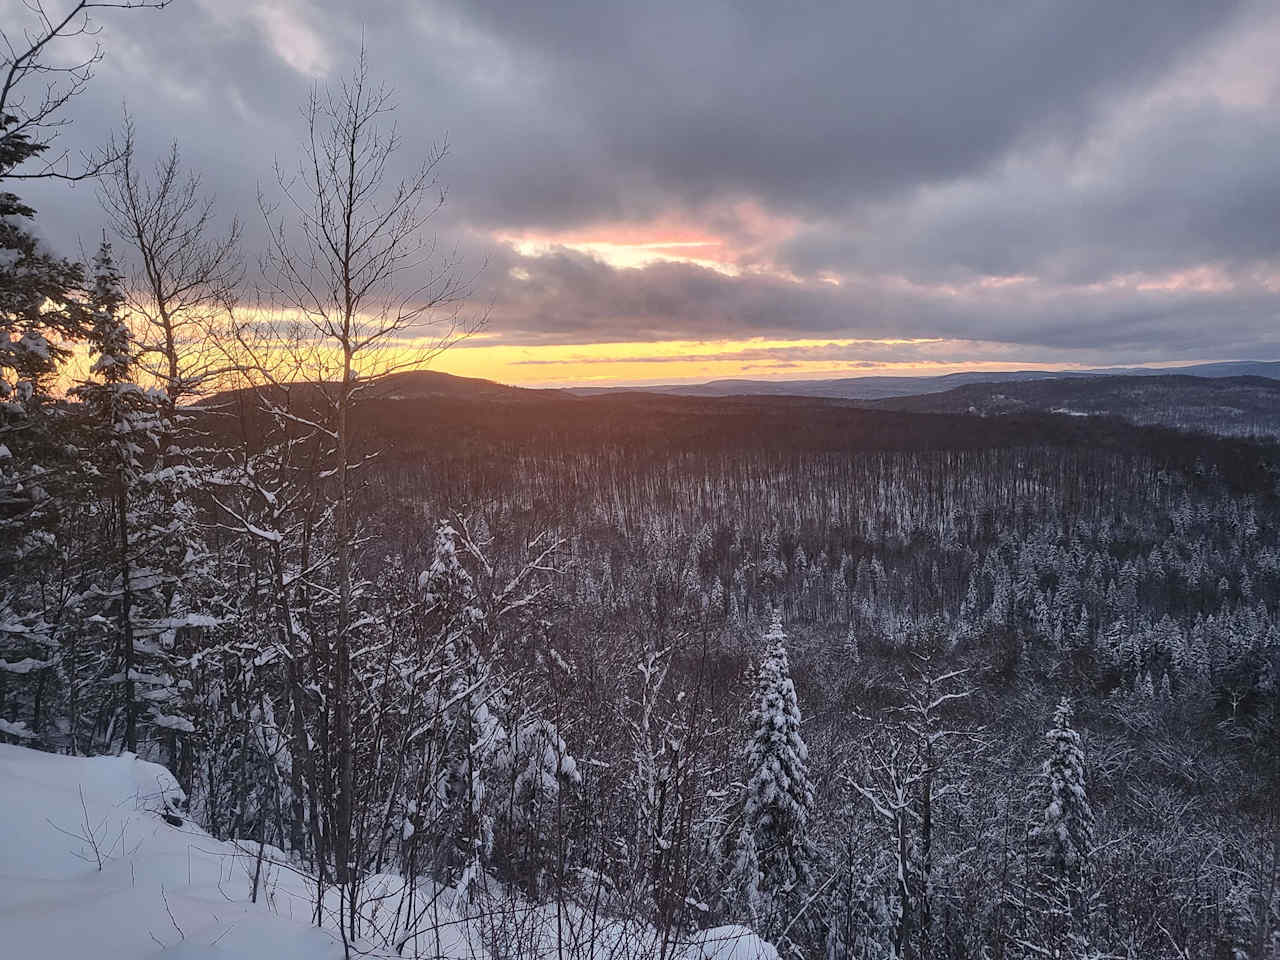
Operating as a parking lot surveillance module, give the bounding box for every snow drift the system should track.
[0,743,779,960]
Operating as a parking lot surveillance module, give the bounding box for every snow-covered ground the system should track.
[0,744,778,960]
[0,743,340,959]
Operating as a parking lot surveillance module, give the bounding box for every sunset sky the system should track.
[15,0,1280,387]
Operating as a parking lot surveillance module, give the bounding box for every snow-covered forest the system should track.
[3,5,1280,960]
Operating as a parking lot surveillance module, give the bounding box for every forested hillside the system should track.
[8,360,1280,957]
[3,5,1280,959]
[866,375,1280,439]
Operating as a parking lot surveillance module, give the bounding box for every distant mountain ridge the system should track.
[862,373,1280,438]
[200,367,571,409]
[199,361,1280,440]
[565,360,1280,401]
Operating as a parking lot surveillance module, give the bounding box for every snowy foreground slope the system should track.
[0,744,778,960]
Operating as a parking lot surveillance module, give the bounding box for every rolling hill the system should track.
[566,360,1280,401]
[862,374,1280,438]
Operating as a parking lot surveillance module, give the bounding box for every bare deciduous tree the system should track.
[251,46,476,942]
[99,114,242,409]
[0,1,168,183]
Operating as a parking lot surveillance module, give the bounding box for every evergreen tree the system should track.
[492,716,581,896]
[1136,670,1155,702]
[845,623,861,664]
[0,121,97,745]
[421,521,493,892]
[72,241,188,754]
[437,654,500,897]
[1039,698,1095,876]
[732,611,816,953]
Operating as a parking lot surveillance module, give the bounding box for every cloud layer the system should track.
[9,0,1280,378]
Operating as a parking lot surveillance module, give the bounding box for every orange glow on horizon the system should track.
[420,335,1181,389]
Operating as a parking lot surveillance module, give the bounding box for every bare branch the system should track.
[0,1,170,183]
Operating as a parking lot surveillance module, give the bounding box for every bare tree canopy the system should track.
[257,45,476,395]
[0,0,169,184]
[99,113,242,406]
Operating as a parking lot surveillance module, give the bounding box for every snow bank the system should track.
[0,744,340,960]
[677,926,782,960]
[0,744,780,959]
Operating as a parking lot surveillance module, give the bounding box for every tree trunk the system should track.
[119,481,136,754]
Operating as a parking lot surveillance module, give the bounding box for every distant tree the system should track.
[845,623,860,664]
[1136,670,1155,702]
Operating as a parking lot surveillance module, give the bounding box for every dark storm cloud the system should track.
[779,96,1280,285]
[6,0,1279,362]
[445,0,1246,217]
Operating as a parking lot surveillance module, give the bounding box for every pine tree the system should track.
[732,611,816,952]
[1039,698,1095,876]
[1136,670,1155,702]
[72,241,185,754]
[1071,604,1090,648]
[0,116,91,412]
[845,623,861,664]
[421,521,493,892]
[492,716,581,896]
[437,655,500,898]
[0,123,96,745]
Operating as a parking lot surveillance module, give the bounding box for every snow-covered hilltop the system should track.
[0,744,779,960]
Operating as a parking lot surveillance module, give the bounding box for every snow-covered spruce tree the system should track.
[1038,698,1094,878]
[72,241,192,755]
[436,651,501,899]
[98,133,240,787]
[0,0,173,749]
[420,521,496,894]
[490,715,581,897]
[0,124,96,746]
[845,623,861,664]
[732,611,817,953]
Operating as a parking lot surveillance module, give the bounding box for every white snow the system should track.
[0,744,342,960]
[678,926,782,960]
[150,713,196,733]
[0,744,780,959]
[0,718,35,739]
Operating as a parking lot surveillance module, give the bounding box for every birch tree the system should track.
[251,46,473,938]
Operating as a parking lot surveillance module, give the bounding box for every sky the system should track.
[11,0,1280,387]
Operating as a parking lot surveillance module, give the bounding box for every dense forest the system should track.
[9,331,1280,958]
[3,5,1280,960]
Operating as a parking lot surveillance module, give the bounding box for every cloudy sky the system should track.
[13,0,1280,385]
